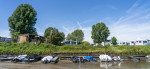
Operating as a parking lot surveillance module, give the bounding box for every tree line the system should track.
[8,4,117,46]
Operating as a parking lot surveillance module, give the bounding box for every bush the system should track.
[0,42,56,55]
[81,41,90,46]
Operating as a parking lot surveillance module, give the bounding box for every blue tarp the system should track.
[84,56,96,61]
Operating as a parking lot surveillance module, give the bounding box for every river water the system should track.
[0,60,150,69]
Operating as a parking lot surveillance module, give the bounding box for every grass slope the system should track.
[0,42,150,56]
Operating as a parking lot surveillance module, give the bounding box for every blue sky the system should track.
[0,0,150,43]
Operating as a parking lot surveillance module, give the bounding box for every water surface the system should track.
[0,60,150,69]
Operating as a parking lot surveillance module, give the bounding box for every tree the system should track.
[82,41,90,46]
[111,36,117,45]
[67,29,84,43]
[8,4,37,42]
[44,27,65,45]
[91,23,110,44]
[66,33,71,40]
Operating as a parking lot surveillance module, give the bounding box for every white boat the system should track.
[41,56,59,64]
[99,55,112,62]
[112,56,123,62]
[146,55,150,59]
[99,55,123,62]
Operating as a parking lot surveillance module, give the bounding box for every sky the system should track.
[0,0,150,43]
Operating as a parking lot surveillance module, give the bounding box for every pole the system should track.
[50,30,53,56]
[76,39,77,45]
[104,35,106,55]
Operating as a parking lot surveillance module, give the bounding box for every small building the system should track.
[0,37,12,43]
[118,42,130,46]
[130,39,150,46]
[91,44,96,46]
[130,40,136,45]
[62,40,77,45]
[18,34,44,43]
[92,40,112,46]
[91,43,100,46]
[101,40,112,46]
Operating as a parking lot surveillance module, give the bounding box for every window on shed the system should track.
[139,41,141,43]
[143,41,147,43]
[123,42,125,44]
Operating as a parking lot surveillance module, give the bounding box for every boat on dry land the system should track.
[11,54,43,63]
[41,56,59,64]
[0,57,14,61]
[70,56,85,63]
[99,54,123,62]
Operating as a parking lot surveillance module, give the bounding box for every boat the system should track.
[0,57,14,61]
[24,54,43,62]
[41,56,59,64]
[70,56,84,63]
[112,56,123,62]
[99,54,123,62]
[84,56,97,62]
[12,54,43,63]
[12,55,27,63]
[99,55,112,62]
[128,56,140,62]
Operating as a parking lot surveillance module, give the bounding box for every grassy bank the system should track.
[0,42,150,56]
[0,42,56,55]
[58,45,150,56]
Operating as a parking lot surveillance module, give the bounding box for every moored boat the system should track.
[99,55,123,62]
[99,55,112,62]
[12,55,27,63]
[41,56,59,64]
[0,57,14,61]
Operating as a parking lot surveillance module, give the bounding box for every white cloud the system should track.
[62,22,93,43]
[81,27,93,43]
[62,26,72,36]
[43,0,150,43]
[126,0,141,13]
[77,22,93,43]
[77,22,82,29]
[0,30,10,38]
[107,5,118,10]
[109,0,150,42]
[35,25,44,36]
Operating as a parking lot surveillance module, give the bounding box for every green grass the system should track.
[0,42,56,55]
[0,42,150,56]
[58,45,150,56]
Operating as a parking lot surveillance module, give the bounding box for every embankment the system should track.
[0,42,150,56]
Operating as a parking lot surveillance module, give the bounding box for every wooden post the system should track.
[104,35,106,55]
[50,30,53,56]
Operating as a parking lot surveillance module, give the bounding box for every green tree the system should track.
[68,29,84,43]
[91,23,110,44]
[8,4,37,42]
[82,41,90,46]
[66,33,71,41]
[44,27,65,45]
[111,36,117,45]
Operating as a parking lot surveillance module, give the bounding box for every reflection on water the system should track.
[146,58,150,62]
[1,60,150,69]
[100,62,123,69]
[100,62,112,69]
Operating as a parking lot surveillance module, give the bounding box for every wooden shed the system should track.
[18,34,44,43]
